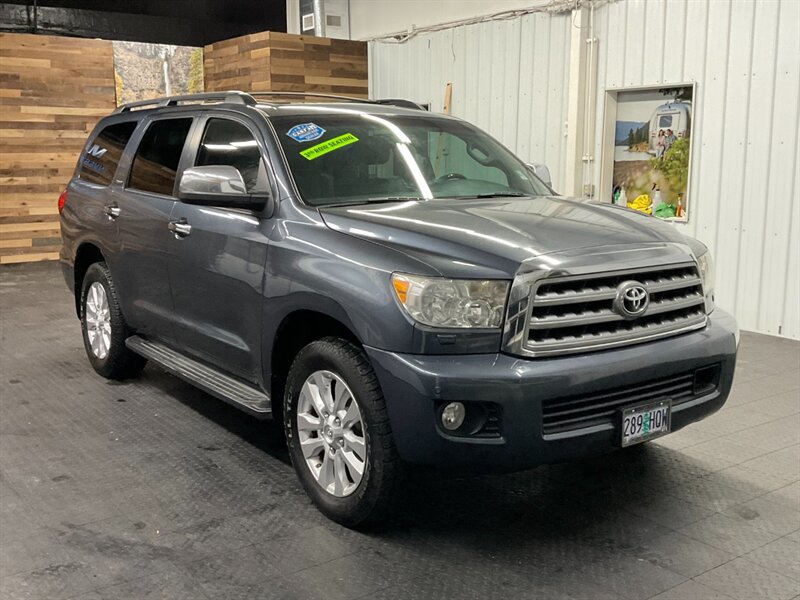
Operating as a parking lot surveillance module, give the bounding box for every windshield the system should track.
[269,110,551,206]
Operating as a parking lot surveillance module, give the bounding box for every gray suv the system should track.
[59,91,738,526]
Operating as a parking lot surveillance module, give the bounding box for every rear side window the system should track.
[128,118,192,196]
[195,118,267,193]
[78,121,138,186]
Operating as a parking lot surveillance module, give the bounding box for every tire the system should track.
[80,262,146,380]
[284,337,400,528]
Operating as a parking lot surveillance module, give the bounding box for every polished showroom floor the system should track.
[1,263,798,600]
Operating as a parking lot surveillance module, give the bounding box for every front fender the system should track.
[263,213,431,354]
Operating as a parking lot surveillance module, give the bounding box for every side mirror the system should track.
[178,165,271,213]
[526,163,552,188]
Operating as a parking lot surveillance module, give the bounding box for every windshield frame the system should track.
[262,107,553,208]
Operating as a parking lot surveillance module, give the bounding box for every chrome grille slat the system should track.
[524,262,707,356]
[531,308,621,328]
[646,275,703,293]
[645,294,706,316]
[535,289,617,305]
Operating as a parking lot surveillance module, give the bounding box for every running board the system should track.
[125,336,272,419]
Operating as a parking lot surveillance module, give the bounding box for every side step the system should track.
[126,336,272,419]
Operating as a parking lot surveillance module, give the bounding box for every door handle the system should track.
[168,219,192,238]
[104,204,121,219]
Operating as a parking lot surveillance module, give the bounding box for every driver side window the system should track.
[195,118,268,193]
[428,132,508,187]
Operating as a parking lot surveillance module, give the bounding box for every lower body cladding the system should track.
[366,309,738,472]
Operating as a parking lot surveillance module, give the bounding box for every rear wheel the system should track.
[80,262,146,379]
[284,337,400,527]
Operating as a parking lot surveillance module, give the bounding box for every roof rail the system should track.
[371,98,427,111]
[112,91,257,114]
[248,91,373,103]
[111,90,426,114]
[249,92,426,110]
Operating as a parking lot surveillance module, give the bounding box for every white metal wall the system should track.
[368,0,800,339]
[369,11,573,191]
[591,0,800,338]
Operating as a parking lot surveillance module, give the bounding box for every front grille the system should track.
[542,365,720,435]
[525,263,707,356]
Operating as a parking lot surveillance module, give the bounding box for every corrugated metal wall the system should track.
[369,11,573,191]
[591,0,799,338]
[369,0,800,339]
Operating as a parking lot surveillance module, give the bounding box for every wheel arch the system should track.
[73,242,106,317]
[267,306,362,420]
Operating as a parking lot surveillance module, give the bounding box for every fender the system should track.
[261,291,361,373]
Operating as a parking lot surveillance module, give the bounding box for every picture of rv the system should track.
[648,100,691,155]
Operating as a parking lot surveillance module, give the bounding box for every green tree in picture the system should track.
[637,124,648,143]
[651,138,690,200]
[188,48,204,93]
[114,71,125,106]
[627,128,634,147]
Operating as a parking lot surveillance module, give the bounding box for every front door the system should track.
[113,115,194,342]
[167,115,274,383]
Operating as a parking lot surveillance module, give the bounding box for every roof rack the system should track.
[112,90,425,114]
[249,92,426,110]
[248,91,371,103]
[249,92,428,110]
[372,98,428,111]
[112,91,256,114]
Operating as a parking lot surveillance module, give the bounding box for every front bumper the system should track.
[366,308,738,471]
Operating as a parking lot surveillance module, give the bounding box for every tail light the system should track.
[57,189,68,214]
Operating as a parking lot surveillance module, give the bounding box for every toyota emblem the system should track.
[613,280,649,319]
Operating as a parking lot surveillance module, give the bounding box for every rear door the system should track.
[113,114,195,342]
[167,113,275,382]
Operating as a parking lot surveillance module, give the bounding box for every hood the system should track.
[319,196,699,278]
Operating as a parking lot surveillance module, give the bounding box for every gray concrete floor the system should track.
[1,262,798,600]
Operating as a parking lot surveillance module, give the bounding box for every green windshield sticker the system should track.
[300,133,359,160]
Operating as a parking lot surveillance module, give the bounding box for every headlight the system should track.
[391,273,509,328]
[697,251,715,313]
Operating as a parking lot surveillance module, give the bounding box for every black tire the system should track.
[80,262,146,380]
[284,337,400,528]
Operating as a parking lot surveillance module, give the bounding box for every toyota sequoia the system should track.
[59,91,739,526]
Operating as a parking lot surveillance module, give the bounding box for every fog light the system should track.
[441,402,465,431]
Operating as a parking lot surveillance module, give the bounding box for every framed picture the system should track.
[599,83,696,223]
[112,42,204,106]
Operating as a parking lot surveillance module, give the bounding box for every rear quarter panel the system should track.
[59,179,120,283]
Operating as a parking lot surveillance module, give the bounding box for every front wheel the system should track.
[80,262,146,380]
[284,337,400,527]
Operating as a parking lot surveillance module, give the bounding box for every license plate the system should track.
[621,399,671,447]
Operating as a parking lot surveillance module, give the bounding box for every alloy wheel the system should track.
[85,282,111,359]
[296,370,366,497]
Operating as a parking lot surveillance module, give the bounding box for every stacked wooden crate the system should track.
[204,31,367,98]
[0,33,116,264]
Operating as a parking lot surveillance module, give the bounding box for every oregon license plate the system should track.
[621,399,671,447]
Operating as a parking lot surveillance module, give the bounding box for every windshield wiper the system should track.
[366,196,425,203]
[322,196,424,208]
[474,191,528,198]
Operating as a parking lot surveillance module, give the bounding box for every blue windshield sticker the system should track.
[286,123,326,143]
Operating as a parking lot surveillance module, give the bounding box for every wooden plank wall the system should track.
[0,33,116,264]
[204,31,367,98]
[0,30,365,265]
